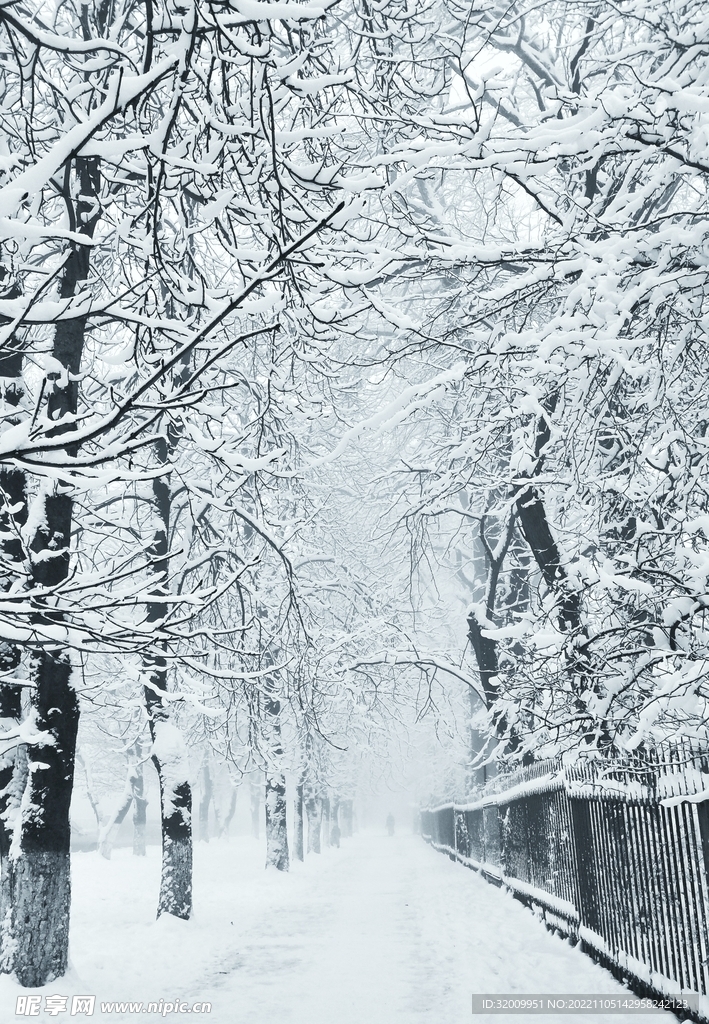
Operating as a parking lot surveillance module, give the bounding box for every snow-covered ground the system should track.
[2,832,663,1023]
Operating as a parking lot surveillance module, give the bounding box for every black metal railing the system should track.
[421,742,709,1019]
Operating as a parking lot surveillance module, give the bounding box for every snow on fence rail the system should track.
[420,742,709,1022]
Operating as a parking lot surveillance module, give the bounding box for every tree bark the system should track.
[467,612,500,710]
[293,783,304,861]
[130,742,147,857]
[321,795,330,848]
[264,684,289,871]
[3,155,100,985]
[145,637,192,919]
[76,749,102,831]
[304,786,322,854]
[98,775,133,860]
[150,718,192,919]
[143,357,194,918]
[5,653,79,986]
[0,743,26,964]
[133,793,147,857]
[340,799,353,838]
[265,770,289,870]
[516,486,581,634]
[198,758,212,843]
[0,439,25,959]
[216,785,236,839]
[465,511,519,776]
[330,795,340,845]
[515,406,581,635]
[250,777,261,839]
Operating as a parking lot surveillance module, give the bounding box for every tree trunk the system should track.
[321,795,330,848]
[216,786,237,839]
[467,612,500,709]
[143,360,194,918]
[0,676,22,963]
[198,758,212,843]
[145,639,193,919]
[330,796,341,847]
[150,719,192,919]
[3,156,100,985]
[516,486,581,634]
[76,749,102,831]
[512,410,602,743]
[466,689,490,789]
[305,787,321,854]
[144,630,193,919]
[265,769,289,871]
[133,794,147,857]
[293,783,304,861]
[0,743,26,964]
[130,743,147,857]
[515,406,582,636]
[0,280,29,965]
[250,777,261,840]
[465,511,517,766]
[98,775,133,859]
[264,685,289,871]
[4,652,79,986]
[99,741,148,858]
[340,799,353,838]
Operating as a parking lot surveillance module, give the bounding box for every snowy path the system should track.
[1,833,663,1023]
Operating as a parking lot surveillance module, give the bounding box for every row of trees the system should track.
[0,0,439,988]
[1,0,708,990]
[374,0,709,775]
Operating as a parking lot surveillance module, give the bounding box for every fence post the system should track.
[569,797,600,939]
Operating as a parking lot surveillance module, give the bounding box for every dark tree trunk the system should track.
[0,280,29,964]
[294,783,304,861]
[514,405,581,635]
[516,486,581,634]
[152,731,192,919]
[513,409,601,743]
[465,511,518,776]
[7,653,79,986]
[0,743,26,965]
[145,659,193,919]
[467,612,499,709]
[3,156,100,985]
[265,770,289,871]
[0,466,26,958]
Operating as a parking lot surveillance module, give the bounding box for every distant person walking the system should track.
[331,822,341,848]
[386,813,395,836]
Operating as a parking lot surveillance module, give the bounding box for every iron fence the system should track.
[421,742,709,1020]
